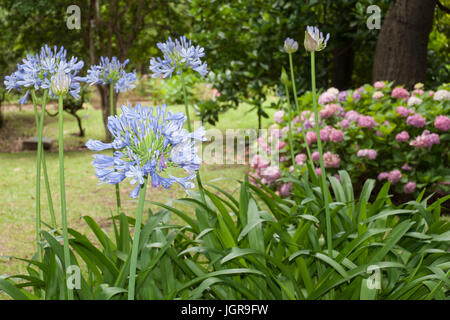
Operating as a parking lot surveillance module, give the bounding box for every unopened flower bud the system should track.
[51,69,71,96]
[304,26,330,52]
[283,38,298,54]
[280,67,289,85]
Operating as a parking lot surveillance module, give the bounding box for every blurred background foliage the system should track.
[0,0,448,128]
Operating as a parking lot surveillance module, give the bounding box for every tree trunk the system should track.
[332,43,354,90]
[373,0,437,89]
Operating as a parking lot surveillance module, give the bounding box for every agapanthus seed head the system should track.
[283,38,298,54]
[304,26,330,52]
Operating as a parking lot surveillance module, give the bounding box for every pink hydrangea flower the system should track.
[407,96,422,107]
[391,87,409,99]
[412,89,424,96]
[401,163,412,171]
[295,153,307,165]
[373,81,386,90]
[356,149,377,160]
[319,103,343,119]
[395,131,410,142]
[320,126,333,142]
[312,151,320,162]
[410,130,440,148]
[277,141,286,150]
[403,182,416,194]
[250,154,270,170]
[345,110,360,122]
[378,172,389,181]
[434,115,450,132]
[406,114,426,128]
[396,106,414,117]
[388,170,402,184]
[338,91,348,102]
[352,90,362,100]
[315,168,322,176]
[279,156,286,162]
[293,116,300,123]
[306,131,317,145]
[372,91,384,100]
[358,115,376,129]
[278,183,293,197]
[260,166,281,183]
[330,129,344,142]
[433,89,450,101]
[274,110,285,123]
[340,119,350,129]
[323,152,340,168]
[318,91,336,105]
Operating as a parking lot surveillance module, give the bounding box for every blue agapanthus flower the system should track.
[149,36,208,78]
[4,44,84,103]
[85,103,206,198]
[85,56,137,93]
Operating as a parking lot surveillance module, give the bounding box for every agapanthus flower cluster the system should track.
[150,36,208,78]
[85,56,137,93]
[409,130,440,149]
[86,103,205,198]
[4,44,84,103]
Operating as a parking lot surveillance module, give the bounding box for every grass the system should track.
[0,97,276,276]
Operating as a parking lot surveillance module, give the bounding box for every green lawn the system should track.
[0,99,276,276]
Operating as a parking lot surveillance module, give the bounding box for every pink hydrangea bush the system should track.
[249,82,450,197]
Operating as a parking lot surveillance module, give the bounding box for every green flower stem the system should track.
[310,51,332,257]
[31,91,57,230]
[289,53,313,167]
[128,176,148,300]
[32,90,47,269]
[283,82,296,167]
[110,83,122,214]
[180,73,206,203]
[58,95,73,300]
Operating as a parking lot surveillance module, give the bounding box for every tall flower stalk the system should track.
[52,63,85,300]
[31,90,57,230]
[304,26,333,256]
[86,103,205,299]
[85,56,137,214]
[284,38,314,170]
[4,45,83,277]
[110,82,122,213]
[150,36,208,200]
[280,68,295,166]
